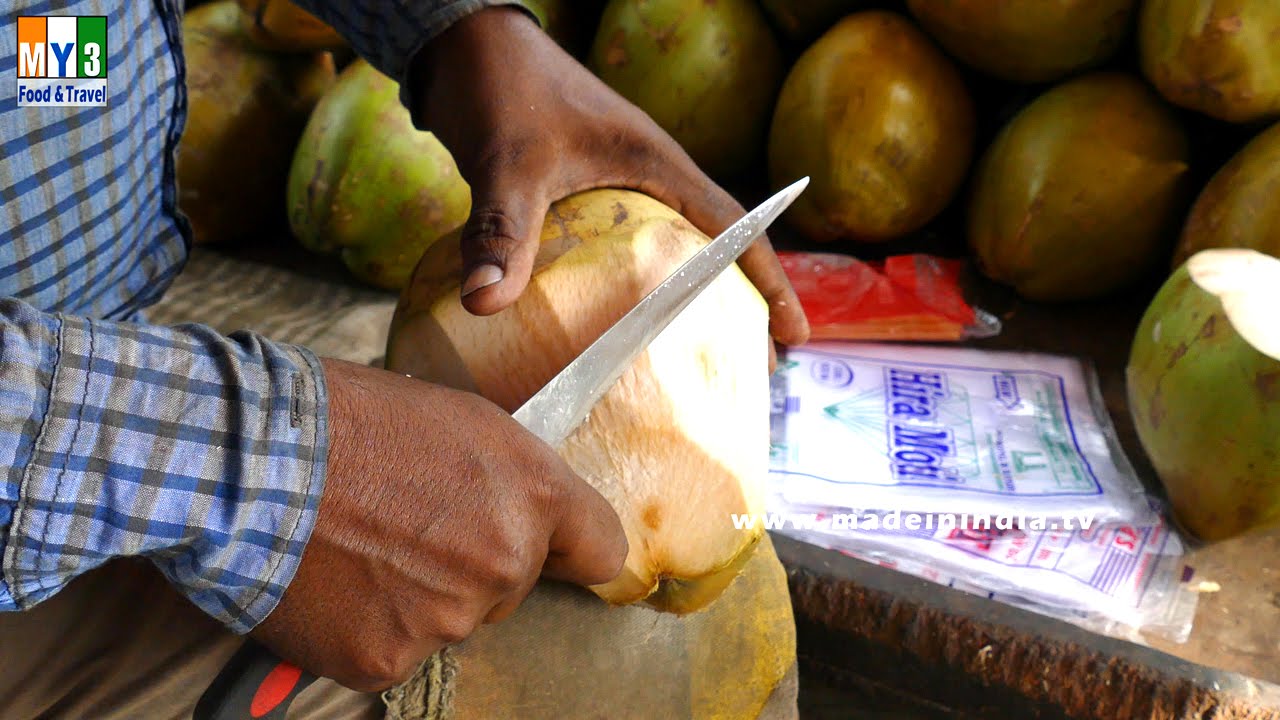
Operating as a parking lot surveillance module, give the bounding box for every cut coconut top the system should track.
[1187,248,1280,362]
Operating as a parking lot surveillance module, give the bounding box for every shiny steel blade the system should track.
[512,176,810,446]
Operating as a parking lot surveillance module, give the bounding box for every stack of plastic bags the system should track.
[766,341,1200,643]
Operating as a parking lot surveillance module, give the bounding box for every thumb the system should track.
[542,475,629,587]
[458,170,550,316]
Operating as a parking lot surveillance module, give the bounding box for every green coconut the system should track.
[968,73,1191,301]
[905,0,1136,84]
[588,0,784,179]
[1139,0,1280,124]
[1173,122,1280,267]
[178,0,335,246]
[287,60,471,291]
[767,11,975,243]
[1127,248,1280,541]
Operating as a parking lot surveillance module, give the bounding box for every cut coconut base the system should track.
[387,189,770,613]
[1187,248,1280,362]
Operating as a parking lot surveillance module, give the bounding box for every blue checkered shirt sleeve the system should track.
[0,0,532,634]
[0,0,340,634]
[0,298,329,633]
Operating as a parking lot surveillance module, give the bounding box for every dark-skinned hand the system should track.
[411,6,811,364]
[249,360,627,691]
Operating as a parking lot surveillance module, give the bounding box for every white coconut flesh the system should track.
[557,259,770,606]
[387,193,771,611]
[1187,248,1280,362]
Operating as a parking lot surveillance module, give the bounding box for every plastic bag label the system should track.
[773,347,1105,496]
[770,343,1154,524]
[791,516,1175,612]
[803,529,1197,644]
[892,521,1174,602]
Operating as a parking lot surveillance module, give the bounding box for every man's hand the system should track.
[410,6,811,359]
[250,359,628,692]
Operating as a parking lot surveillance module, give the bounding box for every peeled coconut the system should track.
[906,0,1135,84]
[385,189,769,613]
[1127,249,1280,541]
[235,0,346,53]
[589,0,784,179]
[287,60,471,290]
[1173,122,1280,267]
[1139,0,1280,124]
[768,11,975,243]
[968,73,1190,301]
[178,0,335,246]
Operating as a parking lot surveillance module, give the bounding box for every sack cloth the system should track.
[149,249,800,720]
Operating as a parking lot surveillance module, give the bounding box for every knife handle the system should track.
[195,640,317,720]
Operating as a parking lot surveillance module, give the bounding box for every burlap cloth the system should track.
[149,249,800,720]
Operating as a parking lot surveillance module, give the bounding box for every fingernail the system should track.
[462,264,504,297]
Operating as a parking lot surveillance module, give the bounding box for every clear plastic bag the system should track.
[788,523,1199,645]
[764,341,1198,641]
[770,343,1157,526]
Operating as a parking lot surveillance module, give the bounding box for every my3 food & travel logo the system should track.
[16,16,107,107]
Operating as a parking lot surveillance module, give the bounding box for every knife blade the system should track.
[514,175,810,446]
[192,176,809,720]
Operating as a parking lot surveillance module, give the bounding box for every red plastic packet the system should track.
[777,251,1000,342]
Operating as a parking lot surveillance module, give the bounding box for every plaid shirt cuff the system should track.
[293,0,538,129]
[0,299,328,633]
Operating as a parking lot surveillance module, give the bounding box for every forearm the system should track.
[0,298,328,633]
[290,1,536,127]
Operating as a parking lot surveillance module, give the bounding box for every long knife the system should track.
[193,176,810,720]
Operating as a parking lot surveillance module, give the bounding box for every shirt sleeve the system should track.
[291,0,538,126]
[0,298,328,634]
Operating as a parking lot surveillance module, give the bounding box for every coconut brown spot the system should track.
[1256,371,1280,403]
[605,29,629,67]
[642,503,662,531]
[1147,384,1165,431]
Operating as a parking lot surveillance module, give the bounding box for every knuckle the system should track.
[435,610,481,646]
[522,465,560,507]
[461,208,522,259]
[349,646,418,691]
[491,565,527,596]
[520,465,570,528]
[463,206,519,236]
[495,525,545,583]
[472,549,531,596]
